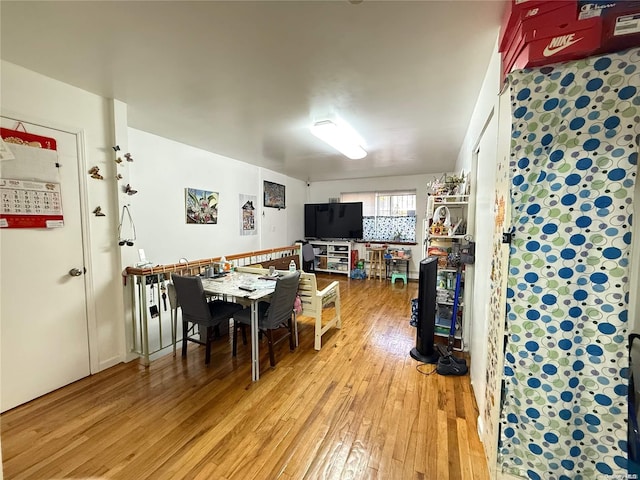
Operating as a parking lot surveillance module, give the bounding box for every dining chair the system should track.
[167,282,179,356]
[171,274,243,364]
[301,243,315,273]
[232,270,301,367]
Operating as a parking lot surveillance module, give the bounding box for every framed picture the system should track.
[263,180,285,209]
[239,194,257,236]
[185,187,218,224]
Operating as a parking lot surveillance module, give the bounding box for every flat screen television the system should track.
[410,256,439,364]
[304,202,363,240]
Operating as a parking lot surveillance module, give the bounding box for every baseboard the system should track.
[98,355,124,372]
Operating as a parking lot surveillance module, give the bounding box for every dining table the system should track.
[201,268,277,381]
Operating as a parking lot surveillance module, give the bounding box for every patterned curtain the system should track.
[500,48,639,479]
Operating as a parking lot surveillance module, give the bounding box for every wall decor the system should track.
[263,180,285,209]
[185,187,218,224]
[0,178,64,228]
[239,194,257,236]
[88,166,103,180]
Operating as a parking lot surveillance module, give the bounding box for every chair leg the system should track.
[314,312,322,351]
[266,329,276,367]
[182,321,189,357]
[232,320,238,357]
[288,317,295,351]
[205,326,213,364]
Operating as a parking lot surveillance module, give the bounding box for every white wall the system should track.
[308,173,439,278]
[1,60,124,371]
[1,60,307,373]
[454,40,502,436]
[126,129,305,264]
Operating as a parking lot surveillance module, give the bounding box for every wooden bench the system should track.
[235,267,341,351]
[297,272,341,351]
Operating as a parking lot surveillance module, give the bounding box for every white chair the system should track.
[298,272,341,350]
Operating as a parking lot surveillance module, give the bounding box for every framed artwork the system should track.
[185,187,218,224]
[263,180,285,209]
[239,194,257,236]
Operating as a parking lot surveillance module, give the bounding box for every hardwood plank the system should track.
[1,275,489,480]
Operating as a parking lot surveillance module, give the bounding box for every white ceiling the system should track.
[1,1,503,182]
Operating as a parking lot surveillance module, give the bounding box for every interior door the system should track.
[1,117,90,412]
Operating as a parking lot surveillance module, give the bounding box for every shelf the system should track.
[307,240,353,276]
[428,234,467,240]
[426,189,470,352]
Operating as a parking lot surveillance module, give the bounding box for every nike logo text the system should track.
[543,34,584,57]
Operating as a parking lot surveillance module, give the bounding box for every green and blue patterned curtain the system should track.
[500,48,639,479]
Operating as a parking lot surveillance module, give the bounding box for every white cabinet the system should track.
[425,194,470,351]
[307,240,352,275]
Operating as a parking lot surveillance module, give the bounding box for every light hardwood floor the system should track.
[1,275,489,480]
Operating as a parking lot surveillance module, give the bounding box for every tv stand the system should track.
[307,240,352,275]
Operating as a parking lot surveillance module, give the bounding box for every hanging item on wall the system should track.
[185,187,218,224]
[88,166,103,180]
[0,137,16,161]
[263,180,285,209]
[239,194,257,236]
[112,145,120,152]
[124,152,133,162]
[115,173,123,180]
[0,178,64,228]
[1,124,57,150]
[118,205,136,246]
[114,156,123,164]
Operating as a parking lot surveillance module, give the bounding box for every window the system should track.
[341,191,416,242]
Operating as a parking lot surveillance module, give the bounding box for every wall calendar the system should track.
[0,178,64,228]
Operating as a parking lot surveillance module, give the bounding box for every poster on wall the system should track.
[0,179,64,228]
[239,194,256,236]
[185,187,218,224]
[263,180,285,209]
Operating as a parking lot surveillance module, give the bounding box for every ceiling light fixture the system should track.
[310,119,367,160]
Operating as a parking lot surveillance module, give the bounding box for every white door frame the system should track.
[1,110,99,373]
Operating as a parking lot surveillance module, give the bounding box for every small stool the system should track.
[391,272,407,285]
[367,247,385,280]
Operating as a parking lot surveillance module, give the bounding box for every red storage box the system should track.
[500,0,578,52]
[514,17,602,68]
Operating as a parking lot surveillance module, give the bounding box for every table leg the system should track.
[251,300,260,381]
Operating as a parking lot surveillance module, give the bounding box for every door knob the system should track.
[69,268,83,277]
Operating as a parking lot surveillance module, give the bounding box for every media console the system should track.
[306,240,353,276]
